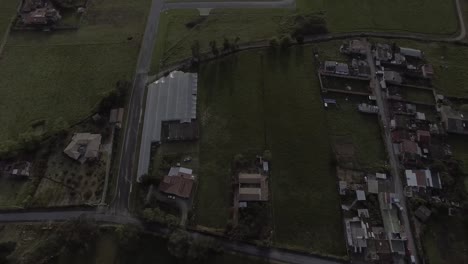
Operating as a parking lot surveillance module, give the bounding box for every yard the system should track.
[197,46,345,256]
[324,94,387,170]
[448,135,468,175]
[0,0,151,149]
[151,0,458,72]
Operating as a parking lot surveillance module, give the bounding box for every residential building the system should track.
[158,166,195,199]
[238,173,268,202]
[421,64,434,78]
[63,133,102,163]
[399,139,421,165]
[415,205,431,222]
[405,169,442,189]
[340,39,367,56]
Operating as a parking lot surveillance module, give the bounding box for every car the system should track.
[410,255,416,263]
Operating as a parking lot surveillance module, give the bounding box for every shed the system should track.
[368,179,379,194]
[376,173,387,180]
[356,190,366,201]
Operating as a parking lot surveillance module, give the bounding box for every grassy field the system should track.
[197,47,345,255]
[0,0,150,147]
[403,88,435,104]
[422,214,468,264]
[324,94,387,170]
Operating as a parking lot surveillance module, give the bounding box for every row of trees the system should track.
[141,207,179,228]
[167,229,222,261]
[191,37,241,60]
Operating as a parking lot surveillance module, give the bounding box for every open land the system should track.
[151,0,458,72]
[197,46,345,256]
[0,0,150,148]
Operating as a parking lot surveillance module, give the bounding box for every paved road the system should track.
[365,42,418,263]
[164,0,295,9]
[110,0,165,214]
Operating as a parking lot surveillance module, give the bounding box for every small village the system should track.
[317,39,468,264]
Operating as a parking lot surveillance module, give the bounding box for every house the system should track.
[324,61,337,73]
[159,175,194,199]
[63,133,102,163]
[384,71,402,85]
[421,64,434,78]
[416,130,431,145]
[440,105,468,135]
[399,47,423,59]
[158,166,195,199]
[336,63,349,75]
[405,169,442,189]
[415,205,431,222]
[238,173,268,202]
[341,39,367,56]
[399,139,421,165]
[8,162,31,179]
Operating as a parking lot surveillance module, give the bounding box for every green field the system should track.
[0,0,150,148]
[197,47,345,255]
[422,214,468,264]
[324,94,387,170]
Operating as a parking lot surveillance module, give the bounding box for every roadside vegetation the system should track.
[0,222,273,264]
[196,47,345,256]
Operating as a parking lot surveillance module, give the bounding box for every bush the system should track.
[280,35,292,50]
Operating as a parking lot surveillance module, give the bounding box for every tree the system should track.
[209,40,219,56]
[280,35,292,50]
[269,38,278,49]
[223,38,231,51]
[0,241,16,264]
[191,40,200,60]
[295,34,304,44]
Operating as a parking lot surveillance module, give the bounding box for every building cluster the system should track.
[20,0,61,26]
[338,169,408,262]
